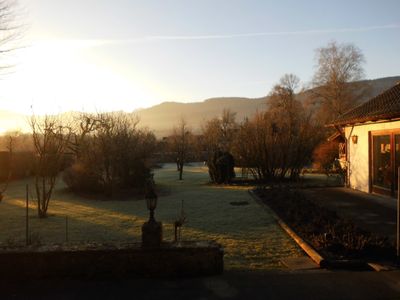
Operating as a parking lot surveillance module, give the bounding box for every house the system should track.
[330,82,400,196]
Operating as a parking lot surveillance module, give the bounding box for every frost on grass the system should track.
[0,163,302,270]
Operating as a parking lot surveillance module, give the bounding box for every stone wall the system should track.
[0,241,224,279]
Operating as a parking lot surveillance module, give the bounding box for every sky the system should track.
[0,0,399,115]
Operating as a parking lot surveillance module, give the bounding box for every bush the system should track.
[208,150,235,184]
[0,151,35,181]
[63,113,157,197]
[63,162,103,194]
[313,141,339,173]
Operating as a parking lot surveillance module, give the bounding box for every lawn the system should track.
[0,163,303,270]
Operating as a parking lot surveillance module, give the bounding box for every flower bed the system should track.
[254,187,394,262]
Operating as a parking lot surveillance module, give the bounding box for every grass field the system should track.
[0,163,303,270]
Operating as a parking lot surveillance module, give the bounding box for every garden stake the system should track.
[397,167,400,260]
[65,216,69,243]
[26,184,29,246]
[174,200,186,242]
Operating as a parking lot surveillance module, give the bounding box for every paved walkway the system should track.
[302,187,397,242]
[2,270,400,300]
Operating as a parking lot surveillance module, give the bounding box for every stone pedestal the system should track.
[141,220,163,248]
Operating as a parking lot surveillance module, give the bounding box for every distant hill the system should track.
[136,76,400,137]
[134,97,267,137]
[0,76,399,137]
[297,76,400,105]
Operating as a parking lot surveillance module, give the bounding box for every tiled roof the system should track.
[331,82,400,126]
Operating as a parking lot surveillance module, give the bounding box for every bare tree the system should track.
[312,41,365,123]
[169,118,192,180]
[0,0,24,73]
[269,74,302,132]
[0,131,33,152]
[202,110,237,183]
[220,109,237,150]
[30,115,71,218]
[67,113,98,159]
[0,130,18,200]
[63,112,156,197]
[233,112,272,180]
[268,74,304,179]
[202,109,237,155]
[202,118,221,156]
[234,74,323,181]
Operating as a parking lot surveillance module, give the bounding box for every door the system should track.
[395,134,400,192]
[372,135,391,192]
[371,131,400,196]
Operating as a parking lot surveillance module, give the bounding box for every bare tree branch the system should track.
[312,41,365,123]
[30,114,71,218]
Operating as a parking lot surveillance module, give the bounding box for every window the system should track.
[371,131,400,196]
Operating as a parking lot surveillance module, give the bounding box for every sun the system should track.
[0,39,161,115]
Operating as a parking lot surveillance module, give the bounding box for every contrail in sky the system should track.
[37,24,400,47]
[143,24,400,41]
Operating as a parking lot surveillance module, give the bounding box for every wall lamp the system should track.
[351,135,358,144]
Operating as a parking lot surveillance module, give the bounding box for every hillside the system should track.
[0,76,399,137]
[297,76,400,104]
[136,76,400,137]
[135,97,267,137]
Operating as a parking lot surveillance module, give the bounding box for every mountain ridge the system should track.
[135,76,400,136]
[0,76,399,136]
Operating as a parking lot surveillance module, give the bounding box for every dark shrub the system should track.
[208,150,235,184]
[0,151,35,181]
[63,162,103,194]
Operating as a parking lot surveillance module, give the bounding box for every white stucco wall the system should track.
[345,120,400,193]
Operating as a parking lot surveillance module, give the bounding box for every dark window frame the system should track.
[370,129,400,197]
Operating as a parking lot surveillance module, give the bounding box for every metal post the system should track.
[26,184,29,246]
[397,167,400,259]
[65,216,69,243]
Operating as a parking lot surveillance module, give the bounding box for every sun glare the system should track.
[0,40,160,115]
